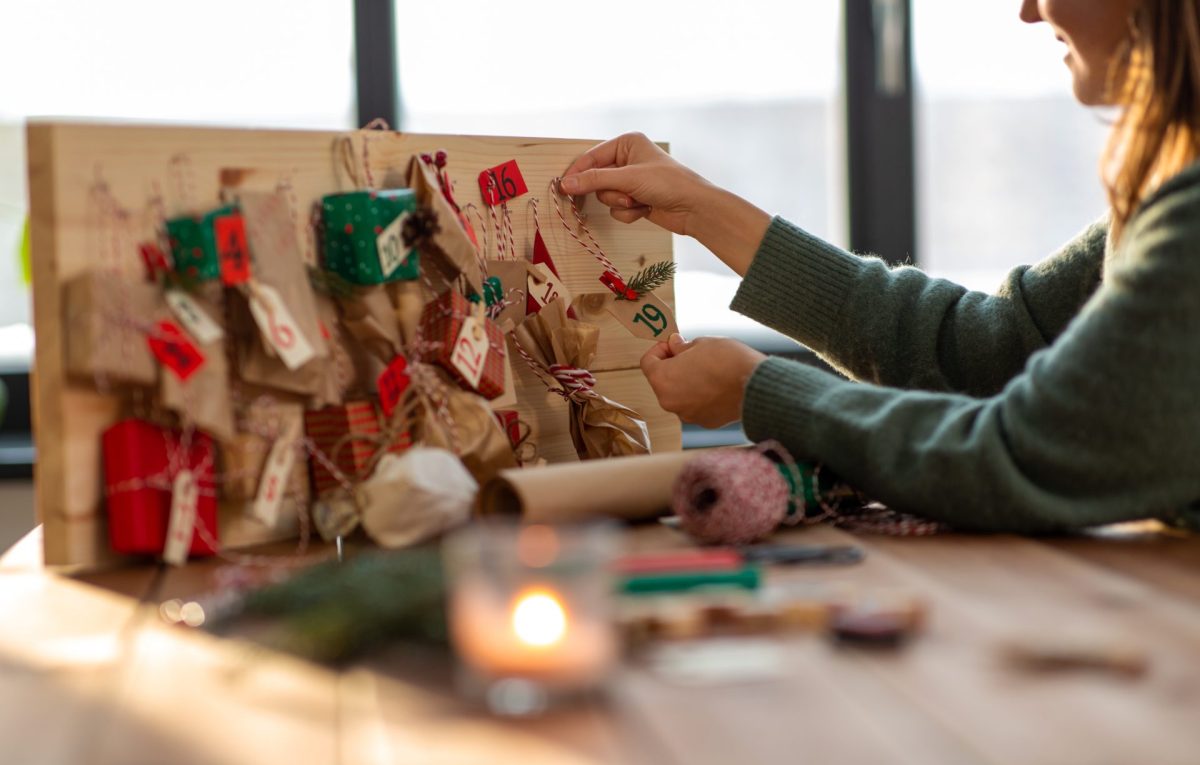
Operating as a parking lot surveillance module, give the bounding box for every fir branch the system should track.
[307,265,359,301]
[207,547,448,664]
[623,260,676,299]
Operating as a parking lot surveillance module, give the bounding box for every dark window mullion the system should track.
[354,0,400,129]
[844,0,916,265]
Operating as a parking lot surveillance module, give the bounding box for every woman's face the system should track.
[1020,0,1143,105]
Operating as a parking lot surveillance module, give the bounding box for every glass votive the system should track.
[442,520,619,716]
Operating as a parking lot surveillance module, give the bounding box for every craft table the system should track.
[2,521,1199,764]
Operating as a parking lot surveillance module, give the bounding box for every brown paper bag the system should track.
[62,271,161,386]
[484,259,529,333]
[512,298,652,460]
[222,397,310,513]
[235,191,331,400]
[411,364,517,484]
[338,284,402,366]
[160,284,236,443]
[386,279,427,345]
[407,156,484,294]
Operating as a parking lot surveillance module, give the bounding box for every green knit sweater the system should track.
[731,163,1200,533]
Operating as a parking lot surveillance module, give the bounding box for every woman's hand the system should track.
[640,334,767,429]
[560,132,713,235]
[560,133,771,276]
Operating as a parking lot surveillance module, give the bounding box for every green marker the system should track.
[619,565,761,595]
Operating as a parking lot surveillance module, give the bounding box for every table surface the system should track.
[3,521,1199,765]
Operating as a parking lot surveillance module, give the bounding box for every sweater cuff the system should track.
[730,217,864,352]
[741,356,842,451]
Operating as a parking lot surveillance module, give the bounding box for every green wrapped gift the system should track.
[166,205,238,282]
[321,190,420,286]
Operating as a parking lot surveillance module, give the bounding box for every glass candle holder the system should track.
[442,520,619,716]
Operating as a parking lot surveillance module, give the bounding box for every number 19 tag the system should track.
[606,291,678,341]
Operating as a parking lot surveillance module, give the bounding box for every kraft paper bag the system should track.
[407,155,484,295]
[512,298,651,461]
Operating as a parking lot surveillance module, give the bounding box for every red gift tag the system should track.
[214,213,252,285]
[478,159,528,206]
[139,242,170,282]
[147,320,206,380]
[376,355,411,417]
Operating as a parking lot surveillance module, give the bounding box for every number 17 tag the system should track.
[606,291,678,341]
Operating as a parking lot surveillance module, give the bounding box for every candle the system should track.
[444,522,618,698]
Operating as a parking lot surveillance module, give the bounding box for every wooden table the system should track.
[3,522,1199,765]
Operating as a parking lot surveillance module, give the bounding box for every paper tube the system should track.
[477,450,697,523]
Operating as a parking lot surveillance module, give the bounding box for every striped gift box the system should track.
[304,400,411,496]
[420,290,507,400]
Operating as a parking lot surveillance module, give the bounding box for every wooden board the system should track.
[27,122,682,570]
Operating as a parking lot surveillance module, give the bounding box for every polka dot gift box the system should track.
[166,204,238,283]
[320,189,421,286]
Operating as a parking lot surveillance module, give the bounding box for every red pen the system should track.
[613,548,742,575]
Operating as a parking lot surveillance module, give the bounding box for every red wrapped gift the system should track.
[305,400,412,496]
[102,418,218,557]
[420,290,506,400]
[494,409,521,448]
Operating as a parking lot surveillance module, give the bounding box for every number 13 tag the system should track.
[451,314,491,390]
[606,291,678,341]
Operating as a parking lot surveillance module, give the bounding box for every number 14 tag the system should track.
[606,291,678,341]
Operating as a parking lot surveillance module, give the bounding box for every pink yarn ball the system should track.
[671,450,790,545]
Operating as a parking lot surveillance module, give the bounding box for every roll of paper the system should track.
[477,450,702,523]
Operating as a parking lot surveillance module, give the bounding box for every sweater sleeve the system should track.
[730,216,1107,396]
[739,190,1200,532]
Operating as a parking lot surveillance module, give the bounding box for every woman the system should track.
[559,0,1200,532]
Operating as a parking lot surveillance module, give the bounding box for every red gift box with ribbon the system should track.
[420,290,507,400]
[102,418,218,557]
[305,400,412,496]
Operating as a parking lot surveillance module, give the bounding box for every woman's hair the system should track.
[1105,0,1200,244]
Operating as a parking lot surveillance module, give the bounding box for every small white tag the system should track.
[249,283,317,370]
[376,212,411,279]
[165,290,225,345]
[163,469,199,567]
[527,263,570,312]
[251,418,300,528]
[450,314,490,390]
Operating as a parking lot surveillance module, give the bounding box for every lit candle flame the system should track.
[512,590,567,647]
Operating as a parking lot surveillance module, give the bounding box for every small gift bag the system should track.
[223,398,311,507]
[419,290,507,400]
[320,190,420,285]
[62,271,163,386]
[512,298,651,460]
[407,156,483,294]
[304,400,412,496]
[101,418,218,557]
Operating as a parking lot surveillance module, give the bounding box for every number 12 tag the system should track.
[451,315,491,390]
[606,291,678,341]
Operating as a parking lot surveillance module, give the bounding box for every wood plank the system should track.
[847,532,1200,765]
[28,121,680,571]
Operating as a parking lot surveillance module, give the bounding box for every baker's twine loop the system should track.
[548,363,597,402]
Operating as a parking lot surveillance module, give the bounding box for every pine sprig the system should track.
[307,265,360,301]
[623,260,676,299]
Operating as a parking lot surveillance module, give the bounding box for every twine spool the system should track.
[672,449,791,545]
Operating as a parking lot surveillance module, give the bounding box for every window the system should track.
[397,0,844,349]
[0,0,356,360]
[914,0,1111,291]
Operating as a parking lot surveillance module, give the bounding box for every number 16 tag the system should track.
[606,291,678,341]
